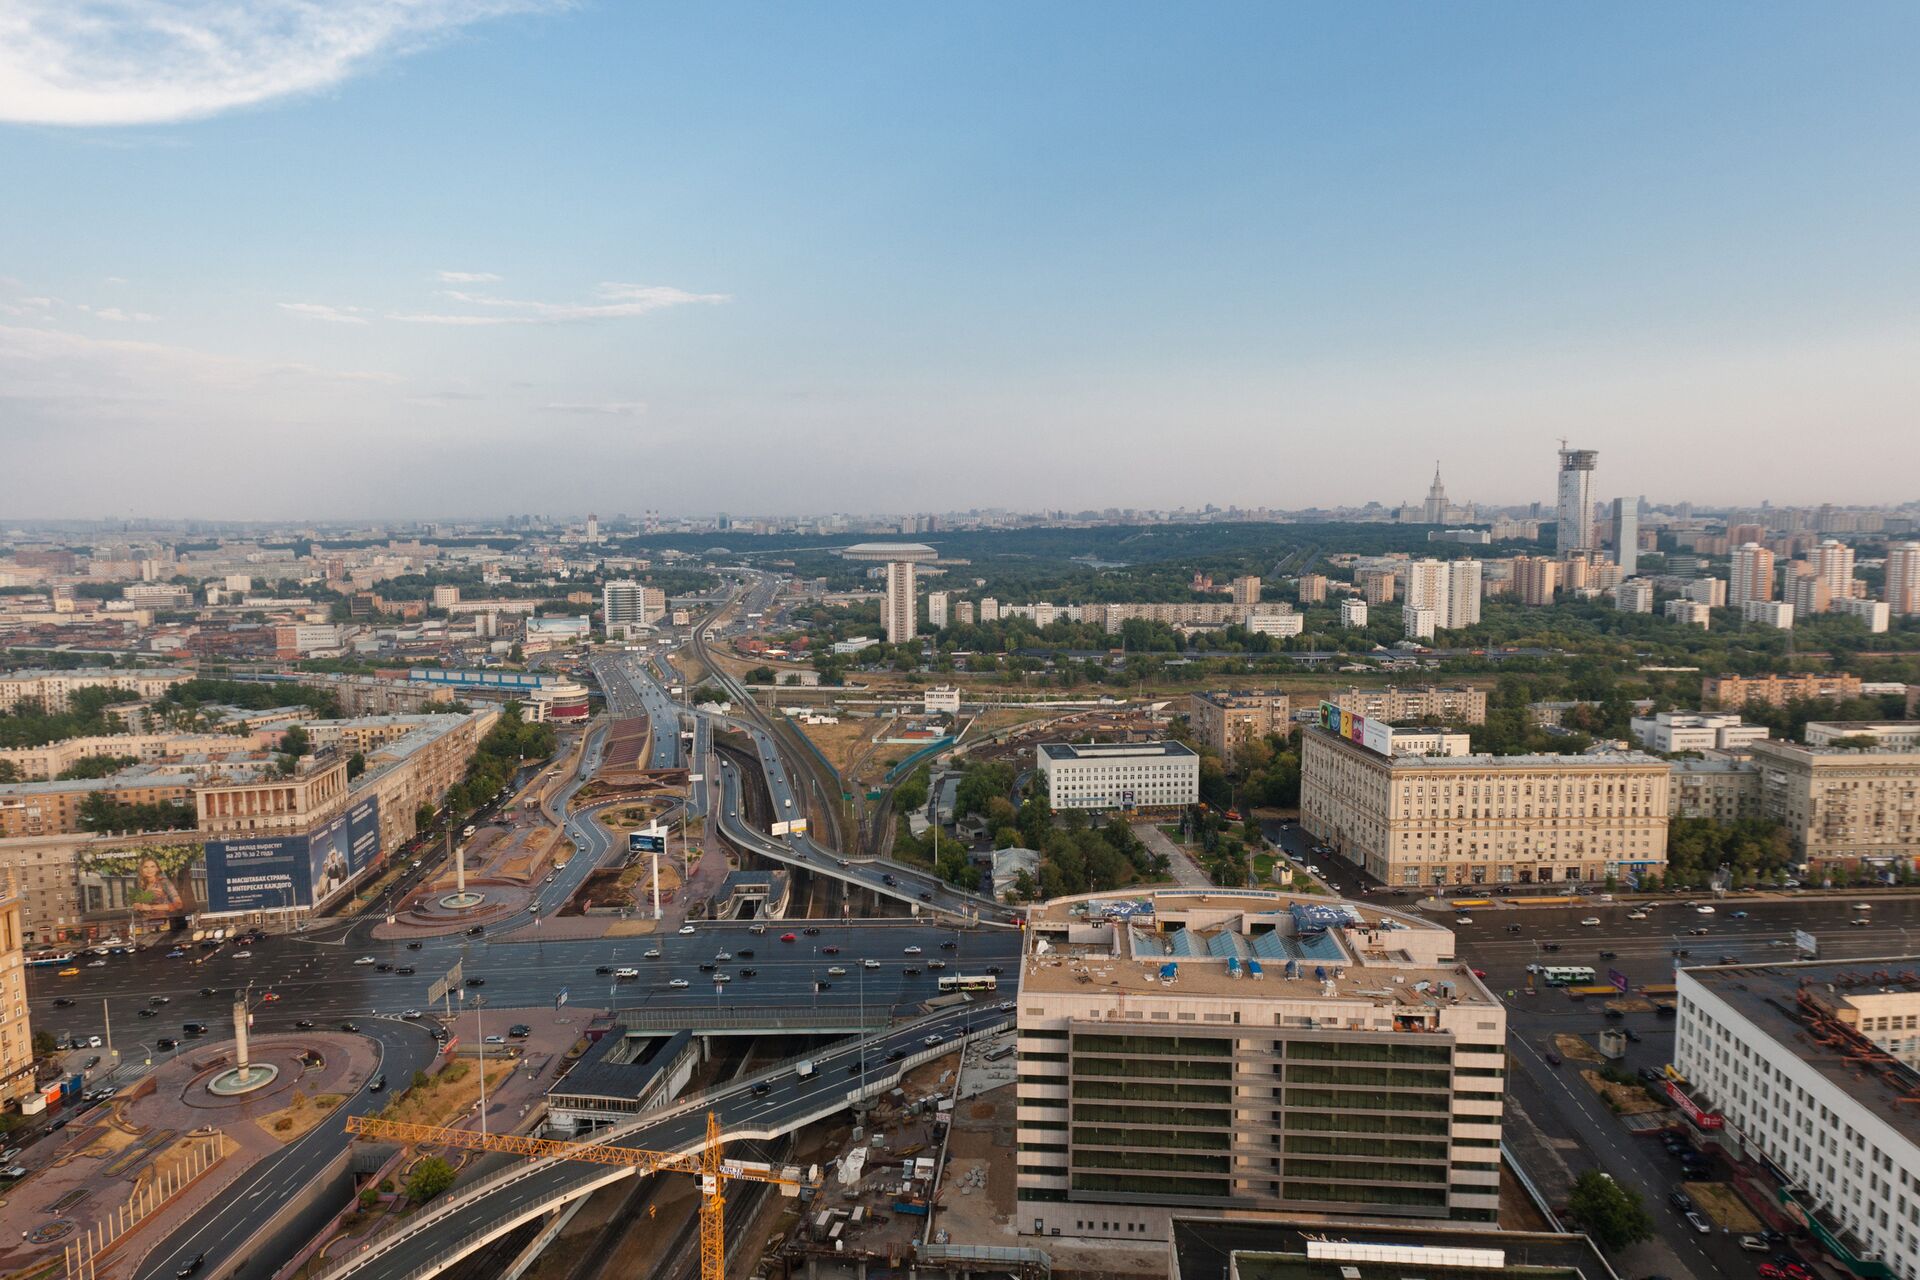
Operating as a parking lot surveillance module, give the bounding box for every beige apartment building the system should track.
[1511,556,1559,605]
[0,731,257,782]
[1187,691,1291,756]
[1295,573,1328,604]
[1326,684,1488,726]
[1358,569,1396,605]
[0,773,196,838]
[1016,889,1504,1241]
[1701,672,1862,710]
[0,882,31,1108]
[0,667,192,713]
[1748,739,1920,873]
[1300,728,1670,887]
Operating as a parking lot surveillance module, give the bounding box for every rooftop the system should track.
[1682,957,1920,1150]
[1172,1220,1611,1280]
[1306,727,1665,771]
[839,542,938,561]
[1037,740,1197,762]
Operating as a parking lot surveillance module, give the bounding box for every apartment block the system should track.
[1229,575,1262,607]
[1326,685,1488,726]
[1664,599,1711,629]
[1358,569,1396,605]
[1614,579,1653,613]
[1339,597,1368,628]
[1702,672,1861,710]
[0,668,191,714]
[1748,738,1920,872]
[1731,543,1776,607]
[1830,596,1890,633]
[0,884,29,1109]
[1295,573,1328,604]
[1403,606,1435,641]
[1187,691,1291,756]
[1887,542,1920,616]
[1668,760,1763,821]
[1015,890,1504,1241]
[1300,728,1669,887]
[1510,556,1559,606]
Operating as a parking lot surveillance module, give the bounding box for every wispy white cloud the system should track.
[391,282,730,325]
[543,400,646,416]
[0,1,566,127]
[436,270,501,284]
[93,307,159,323]
[278,301,370,324]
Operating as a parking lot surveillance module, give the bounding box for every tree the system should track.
[1566,1170,1653,1250]
[279,725,312,757]
[31,1030,56,1059]
[415,802,437,834]
[347,751,367,780]
[745,666,777,685]
[0,760,16,783]
[406,1156,458,1204]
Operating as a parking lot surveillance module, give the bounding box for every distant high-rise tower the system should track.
[1610,497,1639,576]
[1812,539,1855,601]
[586,512,600,543]
[884,561,917,643]
[1556,447,1598,555]
[1886,543,1920,616]
[1730,543,1776,608]
[1423,465,1450,525]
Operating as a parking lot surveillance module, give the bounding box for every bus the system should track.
[25,951,75,967]
[938,974,998,993]
[1536,966,1597,987]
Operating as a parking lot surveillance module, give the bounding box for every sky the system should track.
[3,1,1919,522]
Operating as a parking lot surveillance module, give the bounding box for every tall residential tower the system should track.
[1555,446,1598,555]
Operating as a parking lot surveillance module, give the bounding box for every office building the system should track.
[0,882,29,1110]
[1741,599,1795,630]
[1187,691,1290,756]
[602,580,650,631]
[1703,672,1861,710]
[584,512,599,543]
[1358,569,1396,605]
[1730,543,1776,607]
[1887,542,1920,616]
[1675,961,1920,1280]
[1403,606,1436,641]
[1296,573,1328,604]
[1629,712,1767,754]
[926,590,950,629]
[1511,555,1560,606]
[1664,599,1711,629]
[1614,578,1653,613]
[1444,560,1481,629]
[1327,685,1488,725]
[1229,575,1262,607]
[923,686,962,715]
[1830,596,1890,632]
[1301,723,1669,887]
[1339,597,1368,628]
[1748,739,1920,873]
[1036,741,1199,812]
[1016,889,1505,1240]
[1246,611,1305,638]
[1555,446,1598,555]
[1609,497,1639,576]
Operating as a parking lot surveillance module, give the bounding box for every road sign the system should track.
[790,819,808,834]
[555,987,569,1009]
[428,959,464,1006]
[1607,967,1628,993]
[1794,928,1818,957]
[630,832,666,854]
[770,821,791,836]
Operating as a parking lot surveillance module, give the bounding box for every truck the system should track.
[795,1059,815,1080]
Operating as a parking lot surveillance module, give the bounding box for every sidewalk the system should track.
[1132,822,1213,889]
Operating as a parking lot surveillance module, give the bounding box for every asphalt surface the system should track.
[321,999,1012,1280]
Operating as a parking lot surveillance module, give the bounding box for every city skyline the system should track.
[5,3,1920,519]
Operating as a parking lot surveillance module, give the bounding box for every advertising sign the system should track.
[307,798,381,906]
[204,797,380,913]
[1664,1080,1724,1130]
[1359,718,1393,756]
[629,832,667,854]
[1321,702,1390,757]
[1794,928,1818,957]
[1607,967,1629,993]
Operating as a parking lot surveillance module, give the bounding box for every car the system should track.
[927,959,947,970]
[862,958,880,969]
[714,950,732,961]
[939,940,958,950]
[803,927,820,936]
[669,978,689,989]
[1759,1267,1787,1280]
[886,1048,905,1062]
[1852,918,1872,927]
[340,1022,359,1033]
[1685,1211,1711,1234]
[396,965,415,975]
[1783,1265,1814,1280]
[1454,916,1473,925]
[923,1034,945,1047]
[296,1019,316,1029]
[139,1008,157,1018]
[353,955,376,966]
[177,1254,206,1277]
[200,987,216,996]
[1673,947,1692,957]
[816,981,833,991]
[1543,1051,1562,1066]
[51,997,73,1008]
[736,948,754,958]
[985,965,1003,976]
[1627,909,1649,920]
[1505,924,1524,933]
[714,973,733,984]
[1604,1008,1625,1020]
[697,961,716,973]
[369,1074,387,1092]
[406,940,423,950]
[466,977,485,987]
[376,962,393,972]
[751,1082,771,1096]
[596,965,614,975]
[166,949,185,958]
[57,967,79,976]
[1580,917,1601,927]
[1623,1028,1642,1042]
[678,925,697,936]
[1688,927,1710,936]
[740,968,757,978]
[1598,950,1617,960]
[780,933,797,942]
[1730,910,1749,919]
[827,966,847,976]
[260,991,280,1003]
[83,1055,100,1069]
[466,925,485,937]
[157,1037,178,1050]
[1470,967,1488,978]
[403,1010,424,1020]
[748,923,767,935]
[484,1034,505,1045]
[1541,942,1561,952]
[87,959,107,967]
[1670,1190,1694,1212]
[903,967,920,976]
[643,947,662,959]
[1740,1236,1770,1253]
[1696,905,1715,914]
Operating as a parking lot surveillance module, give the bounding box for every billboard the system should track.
[1321,702,1391,756]
[1607,967,1629,993]
[1794,928,1818,957]
[204,797,380,913]
[630,832,667,854]
[77,842,204,919]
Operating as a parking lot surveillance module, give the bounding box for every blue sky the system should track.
[3,1,1918,520]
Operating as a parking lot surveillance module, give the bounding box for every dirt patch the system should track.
[260,1091,345,1142]
[78,1120,142,1160]
[376,1058,516,1131]
[1580,1070,1666,1116]
[1684,1181,1763,1232]
[1552,1034,1604,1064]
[1606,997,1654,1014]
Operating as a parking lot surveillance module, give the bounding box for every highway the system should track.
[311,999,1012,1280]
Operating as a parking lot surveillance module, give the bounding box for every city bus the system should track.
[1536,965,1597,987]
[938,974,998,993]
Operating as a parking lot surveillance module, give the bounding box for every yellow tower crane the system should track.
[345,1110,814,1280]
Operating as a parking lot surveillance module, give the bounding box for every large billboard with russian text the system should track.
[204,797,380,913]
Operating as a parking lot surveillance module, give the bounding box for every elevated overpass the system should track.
[309,1002,1010,1280]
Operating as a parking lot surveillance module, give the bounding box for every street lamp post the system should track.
[473,995,488,1141]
